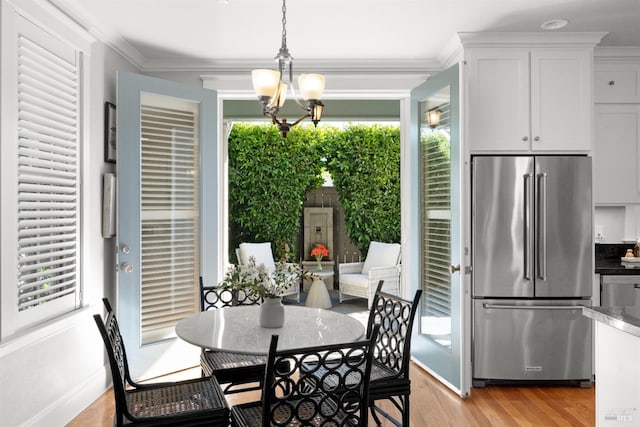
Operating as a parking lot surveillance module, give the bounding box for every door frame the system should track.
[210,89,414,288]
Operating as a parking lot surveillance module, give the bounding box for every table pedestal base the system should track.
[305,279,332,309]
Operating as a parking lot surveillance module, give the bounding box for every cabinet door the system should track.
[594,62,640,103]
[530,48,592,151]
[466,48,530,152]
[593,104,640,204]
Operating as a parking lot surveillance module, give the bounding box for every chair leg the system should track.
[370,402,382,426]
[370,396,407,427]
[402,395,410,427]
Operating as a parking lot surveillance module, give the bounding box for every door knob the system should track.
[120,262,134,273]
[449,264,461,274]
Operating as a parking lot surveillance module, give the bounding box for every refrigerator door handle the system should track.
[524,173,533,280]
[536,172,547,280]
[482,303,586,310]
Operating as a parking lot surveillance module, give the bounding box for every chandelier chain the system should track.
[280,0,287,51]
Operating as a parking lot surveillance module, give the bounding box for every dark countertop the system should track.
[583,305,640,338]
[595,243,640,275]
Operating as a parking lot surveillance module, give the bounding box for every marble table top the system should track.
[582,306,640,338]
[175,305,365,355]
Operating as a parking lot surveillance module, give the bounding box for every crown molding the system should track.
[140,57,442,74]
[458,32,608,48]
[47,0,146,68]
[594,46,640,62]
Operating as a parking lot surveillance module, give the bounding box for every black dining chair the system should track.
[199,277,267,394]
[366,280,422,426]
[230,325,380,427]
[93,298,229,426]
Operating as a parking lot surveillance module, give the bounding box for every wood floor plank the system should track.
[66,362,595,426]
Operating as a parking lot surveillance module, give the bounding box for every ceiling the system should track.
[50,0,640,73]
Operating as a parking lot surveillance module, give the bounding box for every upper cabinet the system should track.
[460,33,605,154]
[592,51,640,205]
[594,61,640,103]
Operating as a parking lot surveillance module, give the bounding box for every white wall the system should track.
[595,205,640,243]
[0,2,139,424]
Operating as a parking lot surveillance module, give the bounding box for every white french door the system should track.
[408,63,470,397]
[116,72,218,380]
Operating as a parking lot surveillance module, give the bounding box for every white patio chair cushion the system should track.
[361,241,401,274]
[238,242,276,272]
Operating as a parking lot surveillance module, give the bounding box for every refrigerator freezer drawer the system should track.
[473,299,592,382]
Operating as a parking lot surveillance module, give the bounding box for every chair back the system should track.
[93,298,132,422]
[361,241,401,274]
[238,242,276,272]
[199,276,262,311]
[366,281,422,377]
[262,327,380,427]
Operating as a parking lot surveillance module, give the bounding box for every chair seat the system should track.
[125,376,228,424]
[231,395,360,427]
[200,350,266,393]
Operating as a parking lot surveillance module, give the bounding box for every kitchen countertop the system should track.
[595,243,640,275]
[583,305,640,338]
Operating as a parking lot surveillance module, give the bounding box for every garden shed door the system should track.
[409,63,471,397]
[116,71,219,380]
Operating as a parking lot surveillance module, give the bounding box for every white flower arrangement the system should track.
[221,256,305,299]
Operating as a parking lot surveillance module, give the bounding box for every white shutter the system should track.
[16,28,79,316]
[421,132,451,320]
[139,99,200,345]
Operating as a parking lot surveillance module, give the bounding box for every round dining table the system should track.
[175,305,366,355]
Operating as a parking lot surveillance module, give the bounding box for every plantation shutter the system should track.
[139,95,200,345]
[421,132,451,321]
[16,23,80,321]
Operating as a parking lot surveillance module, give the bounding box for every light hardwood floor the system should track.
[67,362,595,426]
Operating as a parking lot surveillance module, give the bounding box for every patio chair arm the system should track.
[367,265,401,282]
[338,262,364,275]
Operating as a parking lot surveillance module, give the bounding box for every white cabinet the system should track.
[466,48,592,153]
[593,104,640,204]
[594,62,640,103]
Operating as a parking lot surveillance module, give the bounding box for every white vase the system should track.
[260,297,284,328]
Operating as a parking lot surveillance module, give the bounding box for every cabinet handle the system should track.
[534,136,540,141]
[609,80,615,86]
[522,136,529,142]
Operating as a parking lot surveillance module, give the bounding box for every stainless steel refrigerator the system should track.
[471,156,592,386]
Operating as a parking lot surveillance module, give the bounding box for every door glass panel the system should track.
[139,92,200,345]
[419,87,452,349]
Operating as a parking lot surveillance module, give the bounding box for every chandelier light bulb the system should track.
[299,74,326,101]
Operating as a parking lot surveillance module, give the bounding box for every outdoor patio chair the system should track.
[339,241,401,308]
[199,277,267,395]
[230,326,380,427]
[237,241,300,302]
[93,298,229,426]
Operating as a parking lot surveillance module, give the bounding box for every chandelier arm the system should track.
[290,113,310,127]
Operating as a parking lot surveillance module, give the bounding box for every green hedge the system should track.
[228,123,324,261]
[227,123,401,260]
[323,124,401,255]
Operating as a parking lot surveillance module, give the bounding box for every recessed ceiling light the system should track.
[541,19,569,30]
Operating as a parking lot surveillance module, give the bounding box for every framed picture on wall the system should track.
[104,102,116,163]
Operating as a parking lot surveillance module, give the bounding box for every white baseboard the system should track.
[24,365,110,426]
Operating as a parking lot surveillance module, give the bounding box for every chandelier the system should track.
[251,0,325,138]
